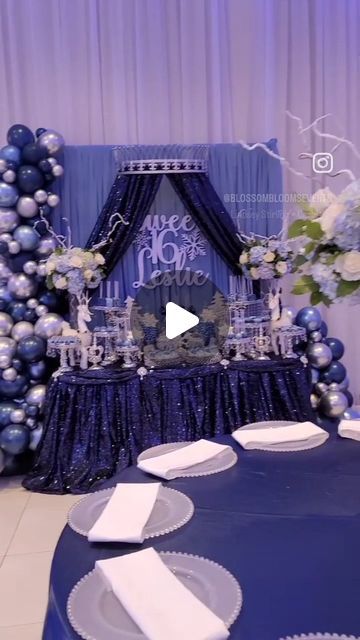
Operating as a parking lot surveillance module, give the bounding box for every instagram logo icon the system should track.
[312,152,334,174]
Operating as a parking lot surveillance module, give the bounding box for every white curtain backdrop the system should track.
[0,0,360,396]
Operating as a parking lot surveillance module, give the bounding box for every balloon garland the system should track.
[0,124,66,475]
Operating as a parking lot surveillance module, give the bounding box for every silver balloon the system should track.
[0,208,20,233]
[34,189,48,204]
[0,336,16,359]
[27,298,39,309]
[52,164,64,177]
[319,390,348,418]
[26,417,36,429]
[2,169,16,183]
[328,382,340,391]
[0,158,7,173]
[7,273,37,300]
[281,306,297,324]
[0,262,11,279]
[10,408,25,423]
[338,375,350,391]
[47,157,58,168]
[8,240,20,254]
[11,321,34,342]
[309,330,323,342]
[37,129,65,155]
[29,424,43,450]
[0,232,12,242]
[35,305,48,317]
[0,355,11,369]
[26,384,46,407]
[23,260,38,275]
[2,367,17,381]
[314,382,328,395]
[310,393,320,409]
[0,312,13,336]
[36,235,57,257]
[34,313,63,339]
[13,225,40,251]
[37,263,47,277]
[306,342,333,369]
[47,193,60,208]
[16,196,38,218]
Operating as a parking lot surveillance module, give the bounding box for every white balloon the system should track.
[2,169,16,183]
[34,313,63,339]
[16,196,38,218]
[8,240,21,254]
[10,408,26,423]
[7,273,37,300]
[26,384,46,407]
[2,367,17,381]
[47,193,60,207]
[34,189,48,204]
[52,164,64,177]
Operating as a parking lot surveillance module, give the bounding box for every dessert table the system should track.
[43,429,360,640]
[23,358,314,494]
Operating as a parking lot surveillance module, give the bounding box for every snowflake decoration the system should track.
[133,228,151,249]
[181,229,207,261]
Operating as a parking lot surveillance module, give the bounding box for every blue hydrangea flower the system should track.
[249,245,267,264]
[312,263,335,283]
[258,264,274,279]
[67,269,85,295]
[334,209,360,251]
[319,279,338,300]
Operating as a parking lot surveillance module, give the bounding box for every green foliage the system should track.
[337,279,360,298]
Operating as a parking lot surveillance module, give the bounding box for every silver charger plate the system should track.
[280,635,360,640]
[67,551,243,640]
[68,486,194,539]
[236,420,328,452]
[137,441,238,478]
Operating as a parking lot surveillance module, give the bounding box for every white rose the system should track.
[335,251,360,281]
[69,256,83,268]
[94,252,105,265]
[319,202,345,239]
[46,260,56,274]
[309,187,337,216]
[276,261,288,275]
[84,269,93,281]
[250,267,260,279]
[239,252,249,264]
[263,251,276,263]
[54,277,67,289]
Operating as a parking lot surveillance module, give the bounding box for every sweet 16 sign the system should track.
[132,213,209,288]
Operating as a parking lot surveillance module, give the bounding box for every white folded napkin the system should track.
[338,419,360,441]
[137,439,231,479]
[88,482,161,543]
[232,421,328,450]
[96,547,230,640]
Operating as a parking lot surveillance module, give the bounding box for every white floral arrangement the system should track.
[44,247,105,296]
[289,180,360,305]
[238,234,294,280]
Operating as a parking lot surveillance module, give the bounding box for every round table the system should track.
[43,430,360,640]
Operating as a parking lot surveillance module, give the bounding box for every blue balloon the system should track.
[0,375,29,399]
[296,306,322,332]
[13,225,40,251]
[310,368,320,384]
[0,240,8,255]
[17,165,44,193]
[344,390,354,407]
[7,302,27,322]
[35,128,47,138]
[320,321,328,337]
[23,309,37,323]
[25,404,39,417]
[320,361,347,384]
[17,335,46,363]
[7,124,34,149]
[28,360,47,380]
[324,337,345,360]
[0,144,21,165]
[38,291,58,311]
[0,448,4,473]
[11,358,24,373]
[0,182,19,207]
[38,159,52,173]
[0,402,17,427]
[0,424,30,454]
[21,143,47,165]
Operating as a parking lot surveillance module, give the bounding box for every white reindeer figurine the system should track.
[268,285,292,355]
[76,292,93,369]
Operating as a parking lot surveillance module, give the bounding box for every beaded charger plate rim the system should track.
[67,551,243,640]
[279,635,360,640]
[67,486,194,539]
[236,420,329,453]
[137,441,238,478]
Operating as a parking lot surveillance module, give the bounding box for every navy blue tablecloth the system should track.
[43,430,360,640]
[24,359,314,494]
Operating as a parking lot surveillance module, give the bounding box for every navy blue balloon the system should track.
[38,291,58,310]
[0,300,7,311]
[7,302,27,321]
[0,402,17,427]
[296,306,322,332]
[344,390,354,408]
[320,321,328,337]
[5,161,18,171]
[44,173,55,185]
[28,360,47,380]
[11,358,24,373]
[17,335,46,363]
[0,241,8,255]
[0,287,13,304]
[35,127,47,138]
[21,143,47,165]
[0,144,22,165]
[23,309,37,323]
[324,337,345,360]
[17,165,44,193]
[320,361,347,384]
[25,404,39,417]
[41,204,51,216]
[0,182,19,207]
[38,159,52,173]
[7,124,34,149]
[0,375,29,399]
[0,424,30,454]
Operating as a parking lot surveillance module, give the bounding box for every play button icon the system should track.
[165,302,199,339]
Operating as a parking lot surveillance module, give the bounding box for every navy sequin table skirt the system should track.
[23,359,314,494]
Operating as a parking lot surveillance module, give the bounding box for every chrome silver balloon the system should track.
[23,260,38,275]
[37,263,47,277]
[281,306,297,324]
[37,129,65,155]
[0,355,11,369]
[35,305,48,317]
[52,164,64,177]
[2,367,17,381]
[26,384,46,407]
[11,321,34,342]
[0,336,16,359]
[328,382,340,391]
[0,232,12,242]
[2,169,16,183]
[34,189,48,204]
[314,381,328,395]
[306,342,332,369]
[7,273,37,300]
[26,298,39,309]
[8,240,20,254]
[26,417,36,429]
[0,312,13,336]
[16,195,38,218]
[309,330,322,342]
[29,424,43,450]
[0,208,20,233]
[47,193,60,208]
[310,393,320,409]
[319,390,348,418]
[10,408,26,423]
[34,313,63,339]
[36,235,57,257]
